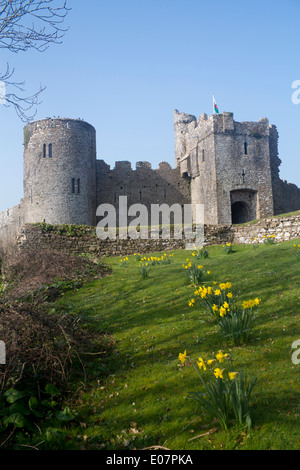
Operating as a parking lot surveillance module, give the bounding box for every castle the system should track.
[1,109,300,252]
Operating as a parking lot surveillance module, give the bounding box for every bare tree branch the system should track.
[0,0,70,122]
[1,63,45,122]
[0,0,71,53]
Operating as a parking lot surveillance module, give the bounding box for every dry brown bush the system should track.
[0,249,113,392]
[2,249,109,300]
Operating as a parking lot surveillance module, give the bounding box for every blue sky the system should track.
[1,0,300,212]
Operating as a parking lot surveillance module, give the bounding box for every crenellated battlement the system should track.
[96,160,175,173]
[0,108,300,254]
[173,108,300,224]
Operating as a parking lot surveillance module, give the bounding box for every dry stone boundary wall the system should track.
[12,214,300,258]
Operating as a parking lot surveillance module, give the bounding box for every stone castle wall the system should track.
[96,160,191,224]
[174,111,276,225]
[0,203,25,255]
[268,123,300,214]
[1,112,300,256]
[23,118,97,226]
[11,214,300,260]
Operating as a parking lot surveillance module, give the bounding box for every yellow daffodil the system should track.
[216,350,228,363]
[214,289,221,296]
[212,304,219,312]
[228,372,238,380]
[214,368,224,379]
[227,292,233,299]
[219,306,227,317]
[197,358,206,370]
[179,350,187,364]
[223,301,230,309]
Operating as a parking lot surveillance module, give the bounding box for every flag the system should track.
[213,95,219,114]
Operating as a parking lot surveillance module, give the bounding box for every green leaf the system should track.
[8,402,30,416]
[3,413,26,428]
[3,389,27,404]
[45,427,64,441]
[55,406,75,422]
[45,384,61,397]
[29,396,39,410]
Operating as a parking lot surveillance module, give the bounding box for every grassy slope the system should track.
[54,239,300,450]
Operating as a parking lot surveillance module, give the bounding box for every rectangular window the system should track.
[77,178,80,194]
[43,144,46,158]
[49,143,53,158]
[71,178,75,193]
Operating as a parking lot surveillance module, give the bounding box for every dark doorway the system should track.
[231,201,249,224]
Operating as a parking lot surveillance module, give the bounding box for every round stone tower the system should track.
[23,118,97,226]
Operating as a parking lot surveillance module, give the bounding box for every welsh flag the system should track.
[213,95,219,114]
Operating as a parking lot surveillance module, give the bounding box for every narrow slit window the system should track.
[202,149,205,162]
[77,178,80,194]
[43,144,46,158]
[71,178,75,194]
[49,143,53,158]
[244,142,248,155]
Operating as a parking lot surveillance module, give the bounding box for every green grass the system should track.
[40,240,300,450]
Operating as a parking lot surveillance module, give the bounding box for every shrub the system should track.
[192,247,209,259]
[263,235,276,245]
[293,243,300,257]
[217,299,259,345]
[183,259,205,284]
[189,283,260,344]
[138,262,151,279]
[189,282,233,320]
[120,257,129,267]
[178,350,257,430]
[222,243,234,254]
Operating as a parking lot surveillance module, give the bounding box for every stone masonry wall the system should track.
[96,160,191,225]
[12,214,300,259]
[0,203,25,255]
[23,118,97,226]
[174,111,276,225]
